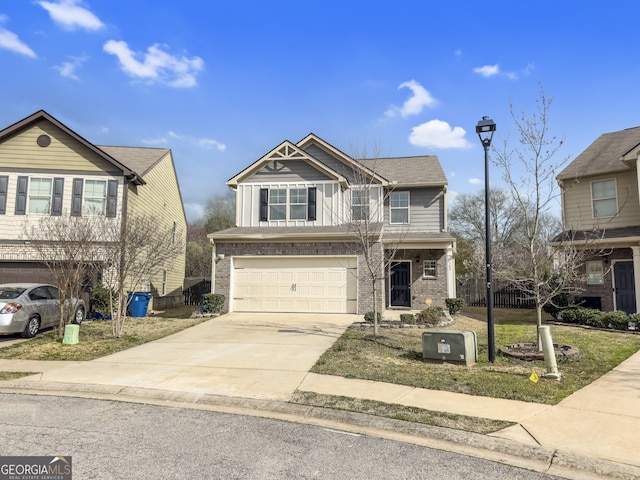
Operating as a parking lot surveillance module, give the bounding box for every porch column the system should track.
[631,246,640,314]
[446,244,456,298]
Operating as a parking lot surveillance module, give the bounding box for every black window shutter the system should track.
[106,180,118,217]
[71,178,83,216]
[0,176,8,215]
[259,188,268,221]
[51,178,64,216]
[15,176,28,215]
[307,187,317,221]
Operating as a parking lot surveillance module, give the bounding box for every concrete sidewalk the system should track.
[1,313,640,479]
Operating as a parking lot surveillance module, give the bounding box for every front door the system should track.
[390,261,411,307]
[614,261,636,314]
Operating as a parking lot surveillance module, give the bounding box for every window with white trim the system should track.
[289,188,307,220]
[592,179,617,218]
[83,180,107,215]
[390,191,409,224]
[268,189,286,220]
[586,260,604,285]
[423,260,436,277]
[28,178,53,214]
[351,189,370,221]
[162,269,167,295]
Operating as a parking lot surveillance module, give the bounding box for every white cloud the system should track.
[38,0,104,31]
[408,119,471,149]
[0,18,36,58]
[103,40,204,88]
[385,80,437,117]
[141,137,168,145]
[54,55,88,80]
[468,178,482,185]
[198,138,226,151]
[473,64,500,77]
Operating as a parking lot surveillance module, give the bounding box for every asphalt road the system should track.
[0,394,563,480]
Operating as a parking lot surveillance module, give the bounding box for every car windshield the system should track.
[0,287,26,299]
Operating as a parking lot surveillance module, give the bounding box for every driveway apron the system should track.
[15,313,356,401]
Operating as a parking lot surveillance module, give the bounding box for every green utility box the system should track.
[422,330,477,365]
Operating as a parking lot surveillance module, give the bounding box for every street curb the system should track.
[1,381,639,480]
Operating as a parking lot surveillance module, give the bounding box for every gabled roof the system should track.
[0,110,145,185]
[227,139,349,187]
[557,126,640,181]
[296,133,388,185]
[357,156,446,187]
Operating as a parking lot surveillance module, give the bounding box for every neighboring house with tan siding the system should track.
[210,133,456,314]
[556,126,640,313]
[0,110,186,311]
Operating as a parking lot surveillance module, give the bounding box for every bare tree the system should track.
[492,89,587,347]
[338,149,409,337]
[203,191,236,234]
[100,213,184,338]
[24,216,108,337]
[185,224,212,277]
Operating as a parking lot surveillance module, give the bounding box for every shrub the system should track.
[201,293,225,313]
[400,313,416,324]
[415,307,443,326]
[561,307,604,327]
[90,282,118,317]
[445,298,465,315]
[542,293,570,319]
[629,313,640,330]
[364,311,382,323]
[602,311,630,331]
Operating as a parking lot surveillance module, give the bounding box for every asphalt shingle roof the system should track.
[357,156,447,186]
[557,126,640,180]
[97,146,170,178]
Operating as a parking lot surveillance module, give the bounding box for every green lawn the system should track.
[310,307,640,405]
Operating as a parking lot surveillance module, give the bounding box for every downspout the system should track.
[120,178,128,299]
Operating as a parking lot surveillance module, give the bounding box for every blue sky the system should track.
[1,1,639,222]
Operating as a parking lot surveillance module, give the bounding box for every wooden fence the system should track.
[457,278,535,309]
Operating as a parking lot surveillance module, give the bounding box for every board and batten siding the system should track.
[0,120,118,173]
[237,181,342,227]
[383,188,445,234]
[127,152,186,298]
[562,172,640,231]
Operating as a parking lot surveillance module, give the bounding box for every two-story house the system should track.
[557,126,640,314]
[209,134,456,314]
[0,110,187,310]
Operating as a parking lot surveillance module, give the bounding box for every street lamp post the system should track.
[476,116,497,363]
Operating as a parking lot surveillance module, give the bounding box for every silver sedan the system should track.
[0,283,85,338]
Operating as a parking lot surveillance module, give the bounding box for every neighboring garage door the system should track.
[0,262,55,284]
[232,257,357,313]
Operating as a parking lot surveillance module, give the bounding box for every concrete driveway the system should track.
[13,313,357,401]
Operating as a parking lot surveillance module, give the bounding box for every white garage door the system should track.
[232,257,357,313]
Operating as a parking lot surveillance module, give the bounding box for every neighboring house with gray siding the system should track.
[209,133,456,314]
[0,110,186,310]
[556,126,640,313]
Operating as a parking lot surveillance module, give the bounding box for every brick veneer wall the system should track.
[578,248,632,312]
[391,249,448,309]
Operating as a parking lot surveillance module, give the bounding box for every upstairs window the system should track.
[28,178,53,214]
[83,180,107,216]
[390,191,409,224]
[351,189,370,221]
[260,187,316,222]
[268,188,287,220]
[592,179,617,218]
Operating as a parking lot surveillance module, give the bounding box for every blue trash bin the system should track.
[128,292,153,317]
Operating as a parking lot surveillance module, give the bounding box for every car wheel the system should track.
[22,316,40,338]
[73,305,85,325]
